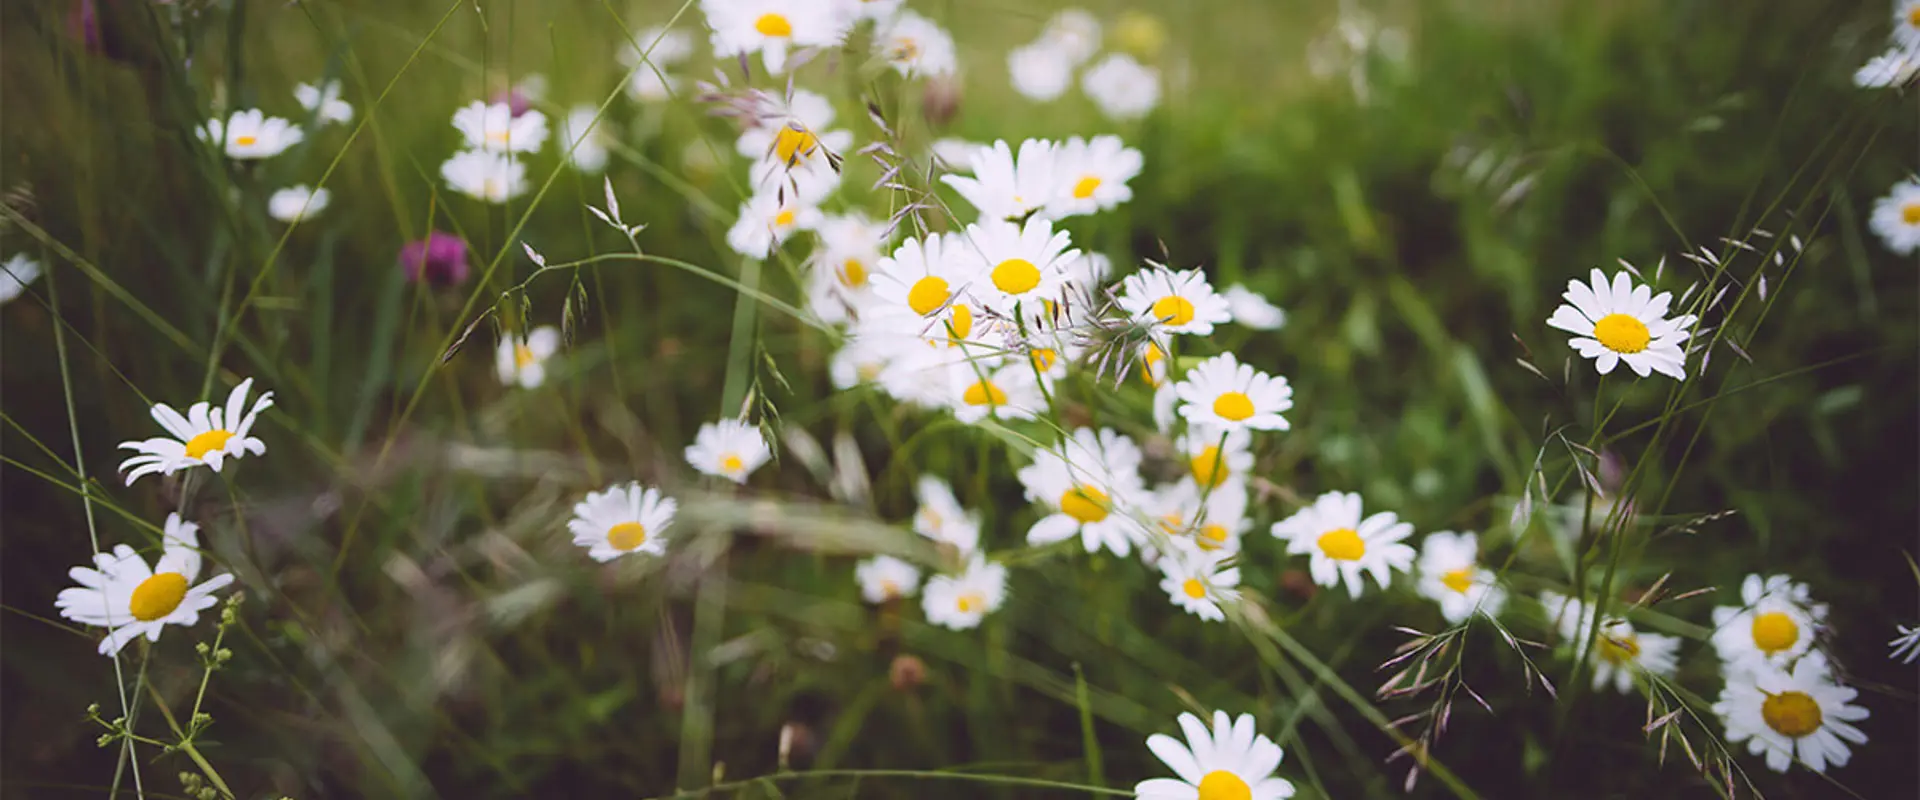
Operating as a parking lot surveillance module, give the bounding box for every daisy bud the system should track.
[889,654,927,691]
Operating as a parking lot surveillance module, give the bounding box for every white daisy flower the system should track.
[1222,284,1287,330]
[912,475,981,553]
[941,139,1060,222]
[1897,0,1920,53]
[1158,546,1240,622]
[1007,41,1075,101]
[1135,710,1296,800]
[726,190,823,259]
[1039,8,1103,64]
[805,213,889,324]
[872,232,983,323]
[1173,352,1294,434]
[1082,53,1161,121]
[56,513,235,656]
[1714,651,1869,774]
[855,555,922,603]
[685,418,773,484]
[267,185,330,223]
[1045,135,1141,219]
[1854,47,1920,89]
[1178,424,1253,486]
[1147,478,1251,557]
[1870,178,1920,255]
[1710,574,1828,675]
[1538,592,1680,693]
[495,326,560,388]
[922,552,1007,630]
[702,0,853,74]
[118,379,274,485]
[1414,531,1507,623]
[738,91,852,204]
[948,361,1045,424]
[877,11,956,78]
[1,254,42,305]
[1118,267,1233,337]
[1545,268,1697,380]
[451,101,548,153]
[294,80,354,125]
[1018,428,1147,557]
[442,150,528,204]
[1890,624,1920,664]
[955,216,1078,313]
[1273,491,1415,599]
[557,104,612,173]
[200,109,303,159]
[567,482,677,562]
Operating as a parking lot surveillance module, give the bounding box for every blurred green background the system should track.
[2,0,1916,797]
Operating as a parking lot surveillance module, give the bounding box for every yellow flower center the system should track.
[606,522,648,551]
[879,579,901,598]
[1198,524,1229,550]
[839,258,868,287]
[962,379,1007,407]
[1761,690,1823,738]
[721,453,745,473]
[183,429,235,461]
[1903,203,1920,225]
[1212,391,1255,421]
[1598,632,1641,665]
[1072,175,1102,199]
[907,276,950,315]
[1750,611,1800,655]
[235,135,258,147]
[992,258,1041,295]
[483,177,503,198]
[128,572,189,621]
[1196,770,1251,800]
[1440,568,1474,594]
[773,208,797,228]
[946,304,974,342]
[772,125,818,163]
[956,591,984,613]
[486,129,510,144]
[1158,513,1185,535]
[1030,347,1059,372]
[1190,445,1227,487]
[892,38,922,61]
[1592,313,1651,354]
[1317,528,1366,561]
[1140,343,1167,387]
[514,343,538,368]
[754,13,793,37]
[1909,6,1920,28]
[1182,578,1208,599]
[1151,295,1196,326]
[1059,485,1110,523]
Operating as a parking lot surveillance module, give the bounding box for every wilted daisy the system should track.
[726,190,823,258]
[948,361,1045,424]
[1222,284,1287,330]
[119,379,274,485]
[1159,546,1240,622]
[495,326,560,388]
[702,0,852,74]
[1019,427,1147,556]
[557,105,612,172]
[294,80,354,125]
[567,483,677,562]
[1855,47,1920,89]
[1135,710,1296,800]
[1710,573,1828,674]
[1869,178,1920,255]
[942,139,1059,222]
[1045,135,1141,218]
[912,475,981,553]
[1174,352,1294,433]
[56,513,234,656]
[1007,41,1075,101]
[1415,531,1507,623]
[267,185,330,223]
[442,150,528,204]
[1538,592,1680,693]
[805,213,889,324]
[1545,268,1697,380]
[1273,491,1415,599]
[685,418,773,484]
[1,254,42,305]
[956,217,1078,314]
[1118,267,1233,337]
[923,552,1007,630]
[1714,652,1869,774]
[452,100,548,153]
[1890,624,1919,664]
[200,109,303,159]
[1082,53,1161,121]
[855,555,922,603]
[877,11,956,78]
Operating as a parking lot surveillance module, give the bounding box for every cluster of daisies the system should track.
[1005,8,1163,121]
[197,80,351,223]
[1864,4,1920,255]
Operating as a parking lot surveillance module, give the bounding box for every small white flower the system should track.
[1714,651,1869,773]
[954,216,1078,314]
[685,418,773,484]
[294,80,354,125]
[922,552,1007,630]
[442,150,528,204]
[1273,491,1415,599]
[942,139,1060,222]
[567,482,677,562]
[1081,53,1161,121]
[1173,352,1294,434]
[726,190,823,259]
[1222,284,1287,330]
[871,232,983,326]
[1545,268,1697,380]
[1870,178,1920,255]
[118,379,274,485]
[946,360,1043,423]
[912,476,981,553]
[1135,710,1297,800]
[1538,592,1680,693]
[877,11,956,78]
[1414,531,1506,623]
[1159,546,1240,622]
[200,109,303,159]
[451,101,548,153]
[495,326,560,388]
[1046,135,1141,219]
[1038,9,1102,64]
[267,185,331,223]
[1019,428,1147,557]
[806,213,890,324]
[1177,427,1254,491]
[737,90,852,204]
[1854,47,1920,89]
[557,105,612,173]
[56,513,235,656]
[1897,1,1920,53]
[702,0,853,74]
[1144,478,1253,559]
[1889,624,1920,664]
[1709,574,1828,675]
[1118,267,1233,337]
[1,254,42,305]
[856,555,922,603]
[1007,41,1075,101]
